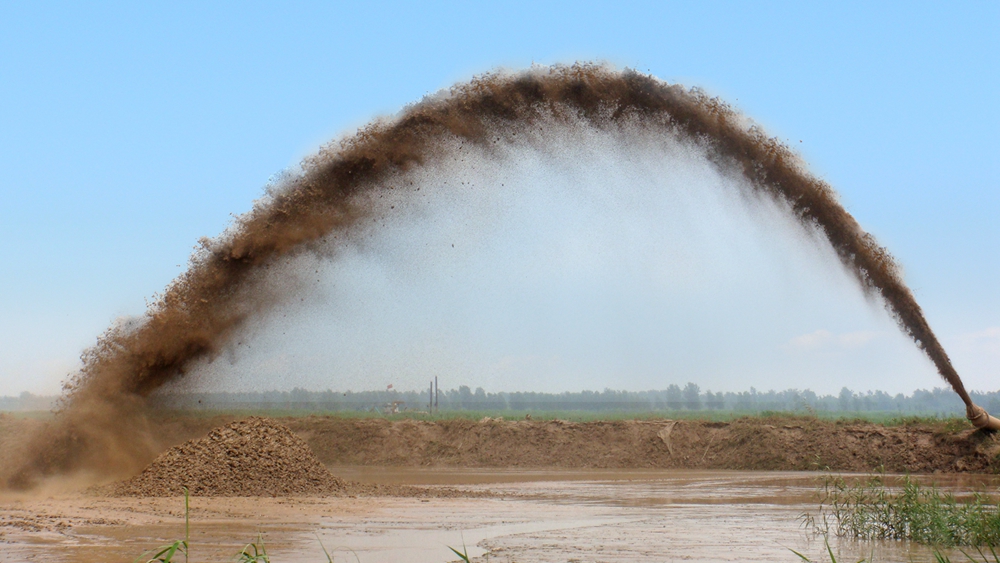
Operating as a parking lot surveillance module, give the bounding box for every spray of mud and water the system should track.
[1,64,975,489]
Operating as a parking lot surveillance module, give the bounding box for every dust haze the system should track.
[171,119,930,396]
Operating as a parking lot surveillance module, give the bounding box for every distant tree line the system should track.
[0,392,55,412]
[5,385,999,416]
[136,384,1000,416]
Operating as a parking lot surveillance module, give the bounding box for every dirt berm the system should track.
[4,414,999,476]
[287,416,1000,473]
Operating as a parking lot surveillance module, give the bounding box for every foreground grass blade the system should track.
[234,532,270,562]
[135,487,191,563]
[183,487,190,563]
[317,534,333,563]
[788,547,814,562]
[825,536,837,563]
[136,538,188,563]
[448,545,472,563]
[315,535,362,563]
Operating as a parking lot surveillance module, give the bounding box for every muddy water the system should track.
[1,470,994,562]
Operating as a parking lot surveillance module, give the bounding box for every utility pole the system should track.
[434,376,439,413]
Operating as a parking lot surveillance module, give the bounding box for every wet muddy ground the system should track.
[3,469,995,563]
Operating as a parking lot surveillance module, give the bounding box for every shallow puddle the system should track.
[2,469,997,562]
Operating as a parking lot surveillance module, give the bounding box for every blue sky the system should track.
[1,2,997,396]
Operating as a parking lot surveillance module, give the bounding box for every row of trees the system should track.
[136,383,994,416]
[0,392,55,412]
[6,385,996,415]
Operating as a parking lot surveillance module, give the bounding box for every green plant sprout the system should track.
[234,532,270,563]
[315,534,361,563]
[135,487,190,563]
[447,545,471,563]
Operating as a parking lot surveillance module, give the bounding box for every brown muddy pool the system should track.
[1,469,996,562]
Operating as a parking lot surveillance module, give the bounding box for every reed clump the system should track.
[804,474,1000,546]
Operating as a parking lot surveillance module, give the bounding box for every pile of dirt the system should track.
[111,417,345,497]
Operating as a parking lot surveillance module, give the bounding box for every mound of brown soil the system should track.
[111,417,344,497]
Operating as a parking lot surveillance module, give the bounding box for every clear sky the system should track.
[1,2,997,396]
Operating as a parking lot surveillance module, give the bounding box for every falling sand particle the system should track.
[2,64,983,490]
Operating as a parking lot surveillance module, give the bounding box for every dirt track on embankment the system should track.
[3,413,999,477]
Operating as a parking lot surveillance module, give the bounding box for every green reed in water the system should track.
[135,487,189,563]
[789,536,1000,563]
[803,473,1000,547]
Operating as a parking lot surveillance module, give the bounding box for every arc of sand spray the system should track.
[8,64,998,488]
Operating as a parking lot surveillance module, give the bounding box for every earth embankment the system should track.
[3,413,998,478]
[288,416,999,474]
